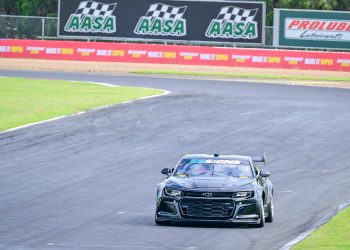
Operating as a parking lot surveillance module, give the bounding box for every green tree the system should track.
[0,0,19,15]
[0,0,349,20]
[263,0,350,25]
[280,0,338,10]
[265,0,350,10]
[0,0,57,16]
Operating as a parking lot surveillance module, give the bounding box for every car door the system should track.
[253,163,269,203]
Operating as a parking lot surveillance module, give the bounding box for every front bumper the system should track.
[155,196,261,224]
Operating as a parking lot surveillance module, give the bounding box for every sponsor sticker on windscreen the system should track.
[189,159,241,165]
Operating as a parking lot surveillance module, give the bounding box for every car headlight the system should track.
[232,191,254,199]
[164,188,183,197]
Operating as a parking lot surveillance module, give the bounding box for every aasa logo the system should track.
[134,3,187,36]
[64,1,117,33]
[206,6,258,39]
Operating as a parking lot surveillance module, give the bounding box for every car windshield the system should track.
[174,158,254,178]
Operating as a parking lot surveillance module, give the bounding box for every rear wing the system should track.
[252,153,267,164]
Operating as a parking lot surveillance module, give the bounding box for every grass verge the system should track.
[0,77,162,131]
[131,70,350,83]
[293,205,350,249]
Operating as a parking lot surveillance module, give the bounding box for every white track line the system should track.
[70,80,120,88]
[281,198,350,250]
[132,74,350,90]
[46,243,197,249]
[0,78,170,135]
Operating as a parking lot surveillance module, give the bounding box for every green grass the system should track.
[131,70,350,83]
[293,206,350,250]
[0,77,162,131]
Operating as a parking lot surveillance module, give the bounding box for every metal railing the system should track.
[0,15,57,39]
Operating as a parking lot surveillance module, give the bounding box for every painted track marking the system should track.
[281,198,350,249]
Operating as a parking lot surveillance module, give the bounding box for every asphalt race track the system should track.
[1,70,350,250]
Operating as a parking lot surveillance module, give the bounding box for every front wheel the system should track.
[249,199,265,228]
[155,215,171,226]
[265,197,274,223]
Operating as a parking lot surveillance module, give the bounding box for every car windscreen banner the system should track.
[273,9,350,49]
[58,0,265,45]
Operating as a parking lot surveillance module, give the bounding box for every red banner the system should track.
[0,39,349,71]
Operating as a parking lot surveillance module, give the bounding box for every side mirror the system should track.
[161,168,171,176]
[260,170,270,177]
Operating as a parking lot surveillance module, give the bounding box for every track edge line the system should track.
[280,198,350,250]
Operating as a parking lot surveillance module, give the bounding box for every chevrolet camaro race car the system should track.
[155,154,273,227]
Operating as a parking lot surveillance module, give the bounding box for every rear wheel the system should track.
[265,197,274,223]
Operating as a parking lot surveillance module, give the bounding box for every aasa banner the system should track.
[58,0,265,45]
[273,9,350,49]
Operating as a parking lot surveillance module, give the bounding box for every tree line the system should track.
[0,0,349,25]
[266,0,350,24]
[0,0,58,17]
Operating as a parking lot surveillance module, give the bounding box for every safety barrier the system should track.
[0,39,349,71]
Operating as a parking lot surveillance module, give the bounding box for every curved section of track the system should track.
[1,70,350,250]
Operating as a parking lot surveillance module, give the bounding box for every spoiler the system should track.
[252,153,267,164]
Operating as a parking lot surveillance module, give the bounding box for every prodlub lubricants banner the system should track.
[58,0,265,45]
[273,9,350,49]
[1,39,350,71]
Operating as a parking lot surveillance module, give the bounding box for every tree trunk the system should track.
[273,0,280,8]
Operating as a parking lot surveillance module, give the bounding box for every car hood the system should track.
[165,176,254,191]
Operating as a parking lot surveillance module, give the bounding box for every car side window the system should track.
[253,163,260,176]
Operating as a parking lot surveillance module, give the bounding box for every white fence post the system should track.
[41,18,45,39]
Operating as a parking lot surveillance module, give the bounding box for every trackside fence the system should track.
[1,39,350,72]
[0,15,57,39]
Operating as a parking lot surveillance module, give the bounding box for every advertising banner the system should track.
[274,9,350,49]
[58,0,265,45]
[1,39,350,71]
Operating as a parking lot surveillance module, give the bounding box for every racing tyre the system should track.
[250,200,265,228]
[265,197,274,223]
[155,215,171,226]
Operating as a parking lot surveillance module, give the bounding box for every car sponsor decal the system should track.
[189,159,241,165]
[177,173,186,177]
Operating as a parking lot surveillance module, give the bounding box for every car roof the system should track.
[182,154,251,161]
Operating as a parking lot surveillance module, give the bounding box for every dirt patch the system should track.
[0,58,349,88]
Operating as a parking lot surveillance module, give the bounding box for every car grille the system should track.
[183,191,233,198]
[180,198,235,219]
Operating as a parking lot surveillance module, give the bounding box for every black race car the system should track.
[155,154,273,227]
